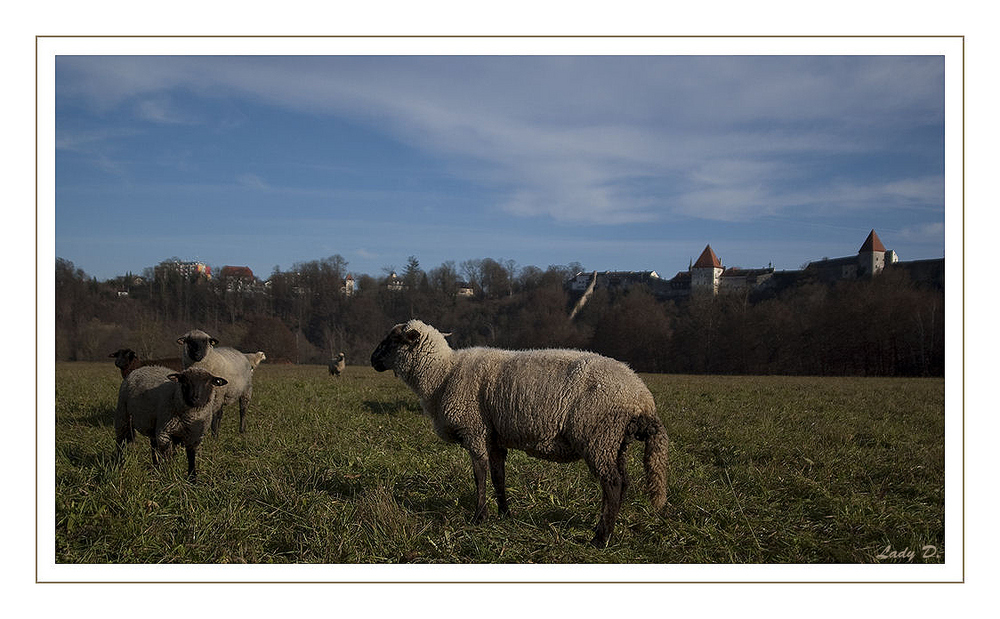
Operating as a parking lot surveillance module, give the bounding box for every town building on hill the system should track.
[341,274,355,297]
[456,281,475,297]
[666,244,774,298]
[804,229,898,282]
[219,265,256,292]
[566,229,941,301]
[385,271,404,292]
[568,270,661,293]
[153,260,212,281]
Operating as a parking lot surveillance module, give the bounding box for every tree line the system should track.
[55,254,944,377]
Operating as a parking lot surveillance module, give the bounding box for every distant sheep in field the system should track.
[328,352,346,376]
[115,365,228,480]
[245,351,267,370]
[109,348,183,379]
[370,319,669,548]
[177,329,255,436]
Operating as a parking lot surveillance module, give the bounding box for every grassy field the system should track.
[53,362,945,565]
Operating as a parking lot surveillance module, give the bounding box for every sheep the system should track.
[245,351,267,370]
[328,352,346,376]
[370,319,669,548]
[114,365,228,480]
[177,329,255,436]
[108,348,183,379]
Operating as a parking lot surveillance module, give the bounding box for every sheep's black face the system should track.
[370,329,399,372]
[170,370,228,408]
[109,348,137,370]
[178,331,217,363]
[371,325,419,372]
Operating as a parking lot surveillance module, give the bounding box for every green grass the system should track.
[54,363,945,564]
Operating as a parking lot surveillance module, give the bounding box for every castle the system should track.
[568,230,944,300]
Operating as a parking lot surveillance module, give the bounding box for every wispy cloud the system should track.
[237,173,268,190]
[135,97,197,125]
[899,222,946,243]
[56,55,944,227]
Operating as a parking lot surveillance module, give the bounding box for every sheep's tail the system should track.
[630,414,668,510]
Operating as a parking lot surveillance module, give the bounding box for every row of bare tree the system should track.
[55,255,943,376]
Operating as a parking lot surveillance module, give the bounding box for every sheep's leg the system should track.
[238,388,251,433]
[210,407,223,437]
[149,437,160,467]
[589,453,626,548]
[487,436,510,517]
[470,454,489,523]
[464,442,490,524]
[592,473,624,548]
[150,436,173,469]
[617,438,631,501]
[185,444,199,481]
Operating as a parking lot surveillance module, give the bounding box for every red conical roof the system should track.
[693,244,722,269]
[859,230,886,253]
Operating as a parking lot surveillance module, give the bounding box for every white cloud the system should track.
[56,55,945,226]
[899,222,946,243]
[237,174,268,190]
[135,97,196,124]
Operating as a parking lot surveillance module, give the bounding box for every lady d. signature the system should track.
[876,544,940,562]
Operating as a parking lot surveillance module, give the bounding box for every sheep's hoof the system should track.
[471,508,488,524]
[590,535,609,549]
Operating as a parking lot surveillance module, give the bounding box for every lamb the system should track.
[114,365,228,480]
[177,329,255,436]
[245,351,267,370]
[328,352,346,376]
[370,319,669,548]
[109,348,183,379]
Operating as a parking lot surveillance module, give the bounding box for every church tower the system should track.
[858,229,887,278]
[691,244,724,296]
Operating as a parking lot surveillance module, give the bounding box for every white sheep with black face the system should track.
[114,365,228,480]
[370,319,669,548]
[177,329,255,436]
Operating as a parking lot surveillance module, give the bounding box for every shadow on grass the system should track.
[292,465,364,500]
[363,399,420,416]
[392,472,595,545]
[74,405,116,428]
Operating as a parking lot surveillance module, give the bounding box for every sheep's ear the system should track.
[109,351,118,358]
[211,377,228,387]
[167,373,182,383]
[440,331,453,338]
[209,338,219,346]
[403,329,421,347]
[176,336,186,345]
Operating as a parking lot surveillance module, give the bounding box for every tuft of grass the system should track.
[55,363,945,564]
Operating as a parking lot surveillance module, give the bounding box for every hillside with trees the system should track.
[54,254,944,377]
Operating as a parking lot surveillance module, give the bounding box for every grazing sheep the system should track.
[245,351,267,370]
[177,329,254,436]
[328,352,346,376]
[109,348,183,379]
[370,319,669,548]
[115,365,228,480]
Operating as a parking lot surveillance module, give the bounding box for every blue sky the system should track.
[54,54,945,282]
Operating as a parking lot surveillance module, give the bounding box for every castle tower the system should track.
[858,229,887,278]
[691,244,723,296]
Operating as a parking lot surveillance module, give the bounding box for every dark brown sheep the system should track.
[109,348,183,379]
